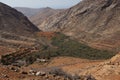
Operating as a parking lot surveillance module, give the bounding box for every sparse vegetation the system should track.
[1,32,116,66]
[48,67,96,80]
[40,32,116,60]
[21,33,116,65]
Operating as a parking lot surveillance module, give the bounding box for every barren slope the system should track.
[0,3,39,37]
[30,8,63,26]
[0,2,41,48]
[16,55,120,80]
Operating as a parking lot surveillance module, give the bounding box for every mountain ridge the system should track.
[15,7,59,18]
[15,7,48,17]
[38,0,120,51]
[30,8,64,26]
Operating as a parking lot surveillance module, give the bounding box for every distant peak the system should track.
[45,7,52,9]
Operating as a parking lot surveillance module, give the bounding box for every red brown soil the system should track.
[0,55,120,80]
[0,46,15,55]
[36,32,56,40]
[0,64,53,80]
[20,56,120,80]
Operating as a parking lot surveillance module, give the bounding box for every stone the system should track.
[36,71,46,76]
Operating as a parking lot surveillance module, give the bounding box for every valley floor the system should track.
[1,55,120,80]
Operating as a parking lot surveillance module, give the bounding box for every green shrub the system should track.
[31,32,116,60]
[50,33,116,60]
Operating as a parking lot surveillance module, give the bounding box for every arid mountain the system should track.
[0,3,39,36]
[0,1,119,80]
[15,7,45,17]
[30,8,63,26]
[0,2,40,49]
[39,0,120,51]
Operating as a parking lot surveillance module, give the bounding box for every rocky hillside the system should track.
[0,2,41,49]
[30,8,63,26]
[39,0,120,51]
[0,3,39,36]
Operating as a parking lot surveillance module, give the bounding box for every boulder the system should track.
[36,71,46,76]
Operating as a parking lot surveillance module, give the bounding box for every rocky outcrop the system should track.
[78,52,120,80]
[110,52,120,65]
